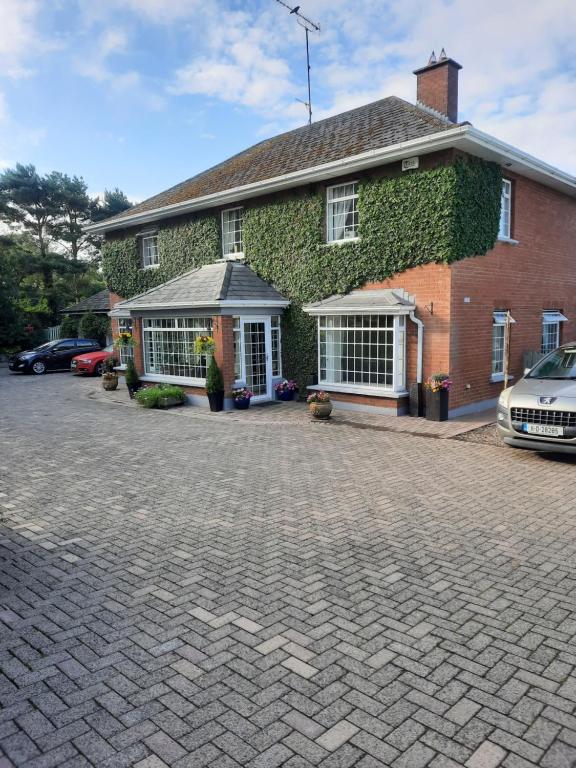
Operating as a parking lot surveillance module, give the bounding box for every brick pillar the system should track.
[132,318,144,376]
[212,315,235,393]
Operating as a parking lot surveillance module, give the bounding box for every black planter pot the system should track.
[207,391,224,412]
[425,389,449,422]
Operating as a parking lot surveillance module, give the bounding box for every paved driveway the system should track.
[1,369,576,768]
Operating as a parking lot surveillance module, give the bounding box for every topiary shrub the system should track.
[60,315,79,338]
[205,357,224,394]
[124,357,140,391]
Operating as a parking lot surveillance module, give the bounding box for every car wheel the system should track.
[94,362,104,376]
[31,360,46,375]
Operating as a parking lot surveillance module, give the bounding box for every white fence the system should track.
[43,325,62,342]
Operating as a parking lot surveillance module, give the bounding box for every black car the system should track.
[8,339,102,375]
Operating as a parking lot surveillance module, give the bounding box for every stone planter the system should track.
[309,402,333,420]
[425,389,449,421]
[102,373,118,391]
[207,391,224,412]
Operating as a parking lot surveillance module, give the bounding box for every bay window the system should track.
[143,317,212,381]
[318,314,406,393]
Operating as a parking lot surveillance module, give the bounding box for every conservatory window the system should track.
[143,317,212,380]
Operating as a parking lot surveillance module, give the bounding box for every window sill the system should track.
[324,237,361,247]
[140,373,206,387]
[223,253,245,261]
[491,373,514,383]
[142,264,160,270]
[497,236,519,245]
[309,383,408,399]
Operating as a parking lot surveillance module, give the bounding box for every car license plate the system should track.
[523,423,564,437]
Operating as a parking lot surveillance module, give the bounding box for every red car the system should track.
[71,344,115,376]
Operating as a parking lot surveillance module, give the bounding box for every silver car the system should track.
[497,343,576,454]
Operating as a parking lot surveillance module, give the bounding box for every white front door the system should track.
[241,318,272,402]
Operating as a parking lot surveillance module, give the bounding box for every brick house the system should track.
[87,52,576,416]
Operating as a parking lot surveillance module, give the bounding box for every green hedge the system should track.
[102,158,502,390]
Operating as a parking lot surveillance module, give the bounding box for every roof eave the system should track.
[87,124,576,236]
[115,299,290,312]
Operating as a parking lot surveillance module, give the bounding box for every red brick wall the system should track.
[449,173,576,410]
[212,315,235,393]
[416,62,460,122]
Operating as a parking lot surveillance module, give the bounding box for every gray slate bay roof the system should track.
[304,289,415,315]
[115,262,289,311]
[104,97,456,226]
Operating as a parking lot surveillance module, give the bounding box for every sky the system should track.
[0,0,575,203]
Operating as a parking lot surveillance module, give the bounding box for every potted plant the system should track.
[274,379,298,401]
[157,385,186,409]
[206,357,224,412]
[424,373,452,421]
[231,387,254,410]
[307,391,332,419]
[124,357,140,398]
[114,331,138,351]
[102,357,119,391]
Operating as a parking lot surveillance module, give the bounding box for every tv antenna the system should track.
[275,0,320,125]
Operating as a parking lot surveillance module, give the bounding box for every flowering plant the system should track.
[274,379,298,393]
[194,335,215,356]
[307,391,331,404]
[114,332,137,348]
[424,373,452,392]
[230,387,254,401]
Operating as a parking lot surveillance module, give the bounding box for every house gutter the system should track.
[86,123,576,236]
[409,311,424,384]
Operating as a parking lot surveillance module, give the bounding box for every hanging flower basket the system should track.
[114,332,137,349]
[194,335,216,356]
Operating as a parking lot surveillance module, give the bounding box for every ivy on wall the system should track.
[102,158,502,391]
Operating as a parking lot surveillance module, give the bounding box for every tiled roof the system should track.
[304,289,415,314]
[62,289,110,314]
[115,262,289,311]
[103,97,455,227]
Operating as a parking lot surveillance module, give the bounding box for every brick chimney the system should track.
[413,49,462,123]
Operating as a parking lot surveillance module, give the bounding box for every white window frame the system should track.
[542,310,567,354]
[222,207,244,258]
[316,314,406,396]
[326,182,359,243]
[233,315,282,386]
[142,234,160,269]
[491,310,516,381]
[499,179,512,240]
[117,318,134,367]
[142,316,212,385]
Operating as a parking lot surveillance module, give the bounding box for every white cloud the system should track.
[0,0,53,77]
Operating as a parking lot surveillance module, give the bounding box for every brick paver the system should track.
[1,369,576,767]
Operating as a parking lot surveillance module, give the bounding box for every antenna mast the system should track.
[275,0,320,125]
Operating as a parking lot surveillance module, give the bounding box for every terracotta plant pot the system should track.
[102,373,118,391]
[309,402,332,420]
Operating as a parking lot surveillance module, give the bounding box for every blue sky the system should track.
[1,0,575,203]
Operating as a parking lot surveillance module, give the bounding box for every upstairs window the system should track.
[327,182,359,242]
[222,208,244,257]
[499,179,512,239]
[542,310,567,354]
[142,234,159,269]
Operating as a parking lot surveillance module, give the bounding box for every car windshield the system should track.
[527,348,576,380]
[104,344,114,352]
